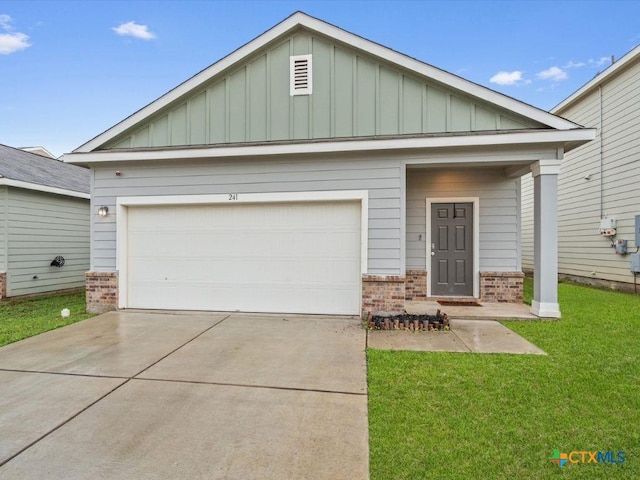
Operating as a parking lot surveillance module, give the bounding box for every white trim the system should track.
[425,197,480,298]
[0,178,90,199]
[531,300,561,319]
[75,12,582,153]
[552,44,640,114]
[116,190,368,309]
[64,129,595,165]
[530,159,561,177]
[290,54,312,96]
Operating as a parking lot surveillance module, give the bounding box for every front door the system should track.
[430,203,473,296]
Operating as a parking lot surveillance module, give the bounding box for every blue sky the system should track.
[2,0,640,157]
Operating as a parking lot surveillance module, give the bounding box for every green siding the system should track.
[102,28,545,150]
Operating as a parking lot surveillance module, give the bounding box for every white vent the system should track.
[290,54,312,96]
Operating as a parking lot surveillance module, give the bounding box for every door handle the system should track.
[431,251,435,256]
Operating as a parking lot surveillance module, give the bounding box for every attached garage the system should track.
[119,197,364,315]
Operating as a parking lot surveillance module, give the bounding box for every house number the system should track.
[228,193,238,200]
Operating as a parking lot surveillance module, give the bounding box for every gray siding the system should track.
[522,59,640,284]
[6,188,89,296]
[0,186,6,271]
[407,168,520,272]
[103,29,542,150]
[91,156,403,275]
[520,173,533,271]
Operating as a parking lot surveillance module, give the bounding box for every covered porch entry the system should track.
[402,154,562,318]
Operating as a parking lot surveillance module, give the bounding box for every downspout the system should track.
[599,84,604,219]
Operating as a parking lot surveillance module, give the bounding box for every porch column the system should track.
[531,160,561,318]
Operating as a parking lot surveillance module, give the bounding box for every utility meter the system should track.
[614,239,627,255]
[599,218,617,236]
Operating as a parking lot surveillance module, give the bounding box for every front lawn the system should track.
[0,291,94,347]
[368,280,639,479]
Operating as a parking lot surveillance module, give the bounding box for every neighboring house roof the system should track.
[0,144,90,198]
[72,11,587,157]
[19,146,57,159]
[552,44,640,114]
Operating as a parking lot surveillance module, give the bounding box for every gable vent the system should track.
[290,54,313,96]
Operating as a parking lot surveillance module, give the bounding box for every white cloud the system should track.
[563,60,586,69]
[0,14,12,30]
[589,56,610,67]
[537,66,568,81]
[489,70,525,86]
[112,21,156,40]
[0,14,31,54]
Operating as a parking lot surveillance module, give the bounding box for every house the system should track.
[0,144,90,298]
[63,12,594,317]
[20,147,57,159]
[522,44,640,292]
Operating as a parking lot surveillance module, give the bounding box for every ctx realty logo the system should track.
[550,449,625,467]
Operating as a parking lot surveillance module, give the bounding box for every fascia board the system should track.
[64,129,595,165]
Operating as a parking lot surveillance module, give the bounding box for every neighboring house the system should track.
[64,12,594,317]
[20,147,57,159]
[522,44,640,291]
[0,144,90,298]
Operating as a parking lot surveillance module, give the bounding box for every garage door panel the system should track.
[126,202,361,314]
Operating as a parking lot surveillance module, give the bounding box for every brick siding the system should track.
[405,270,427,300]
[86,271,118,313]
[362,274,405,316]
[479,271,523,303]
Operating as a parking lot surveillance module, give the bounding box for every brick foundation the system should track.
[86,271,118,313]
[362,274,405,316]
[0,272,5,300]
[405,270,427,300]
[480,271,524,303]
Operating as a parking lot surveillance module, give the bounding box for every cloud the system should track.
[112,21,156,40]
[537,66,568,81]
[563,60,586,69]
[589,56,610,67]
[0,14,31,54]
[489,70,526,86]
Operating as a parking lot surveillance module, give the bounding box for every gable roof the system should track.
[552,44,640,114]
[0,144,90,198]
[74,11,582,155]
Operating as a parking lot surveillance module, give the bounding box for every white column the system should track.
[531,160,561,318]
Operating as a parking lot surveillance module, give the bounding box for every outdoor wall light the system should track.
[98,206,109,217]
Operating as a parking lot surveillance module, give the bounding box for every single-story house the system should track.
[0,144,90,298]
[64,12,595,317]
[522,44,640,291]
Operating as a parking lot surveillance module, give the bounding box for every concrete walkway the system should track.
[368,319,546,354]
[0,312,369,479]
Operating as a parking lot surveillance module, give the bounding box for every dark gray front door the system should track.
[431,203,473,296]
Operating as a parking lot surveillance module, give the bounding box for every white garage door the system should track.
[126,201,362,314]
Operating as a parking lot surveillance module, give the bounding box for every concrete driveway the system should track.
[0,311,368,479]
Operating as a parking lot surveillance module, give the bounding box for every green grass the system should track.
[368,279,640,479]
[0,291,95,347]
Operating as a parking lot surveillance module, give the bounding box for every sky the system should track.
[1,0,640,157]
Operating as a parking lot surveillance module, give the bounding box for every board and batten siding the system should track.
[407,168,520,272]
[91,156,403,275]
[6,187,89,296]
[103,30,542,150]
[523,58,640,284]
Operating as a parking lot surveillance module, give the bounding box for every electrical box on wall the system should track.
[631,254,640,274]
[614,239,628,255]
[635,215,640,246]
[599,218,617,236]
